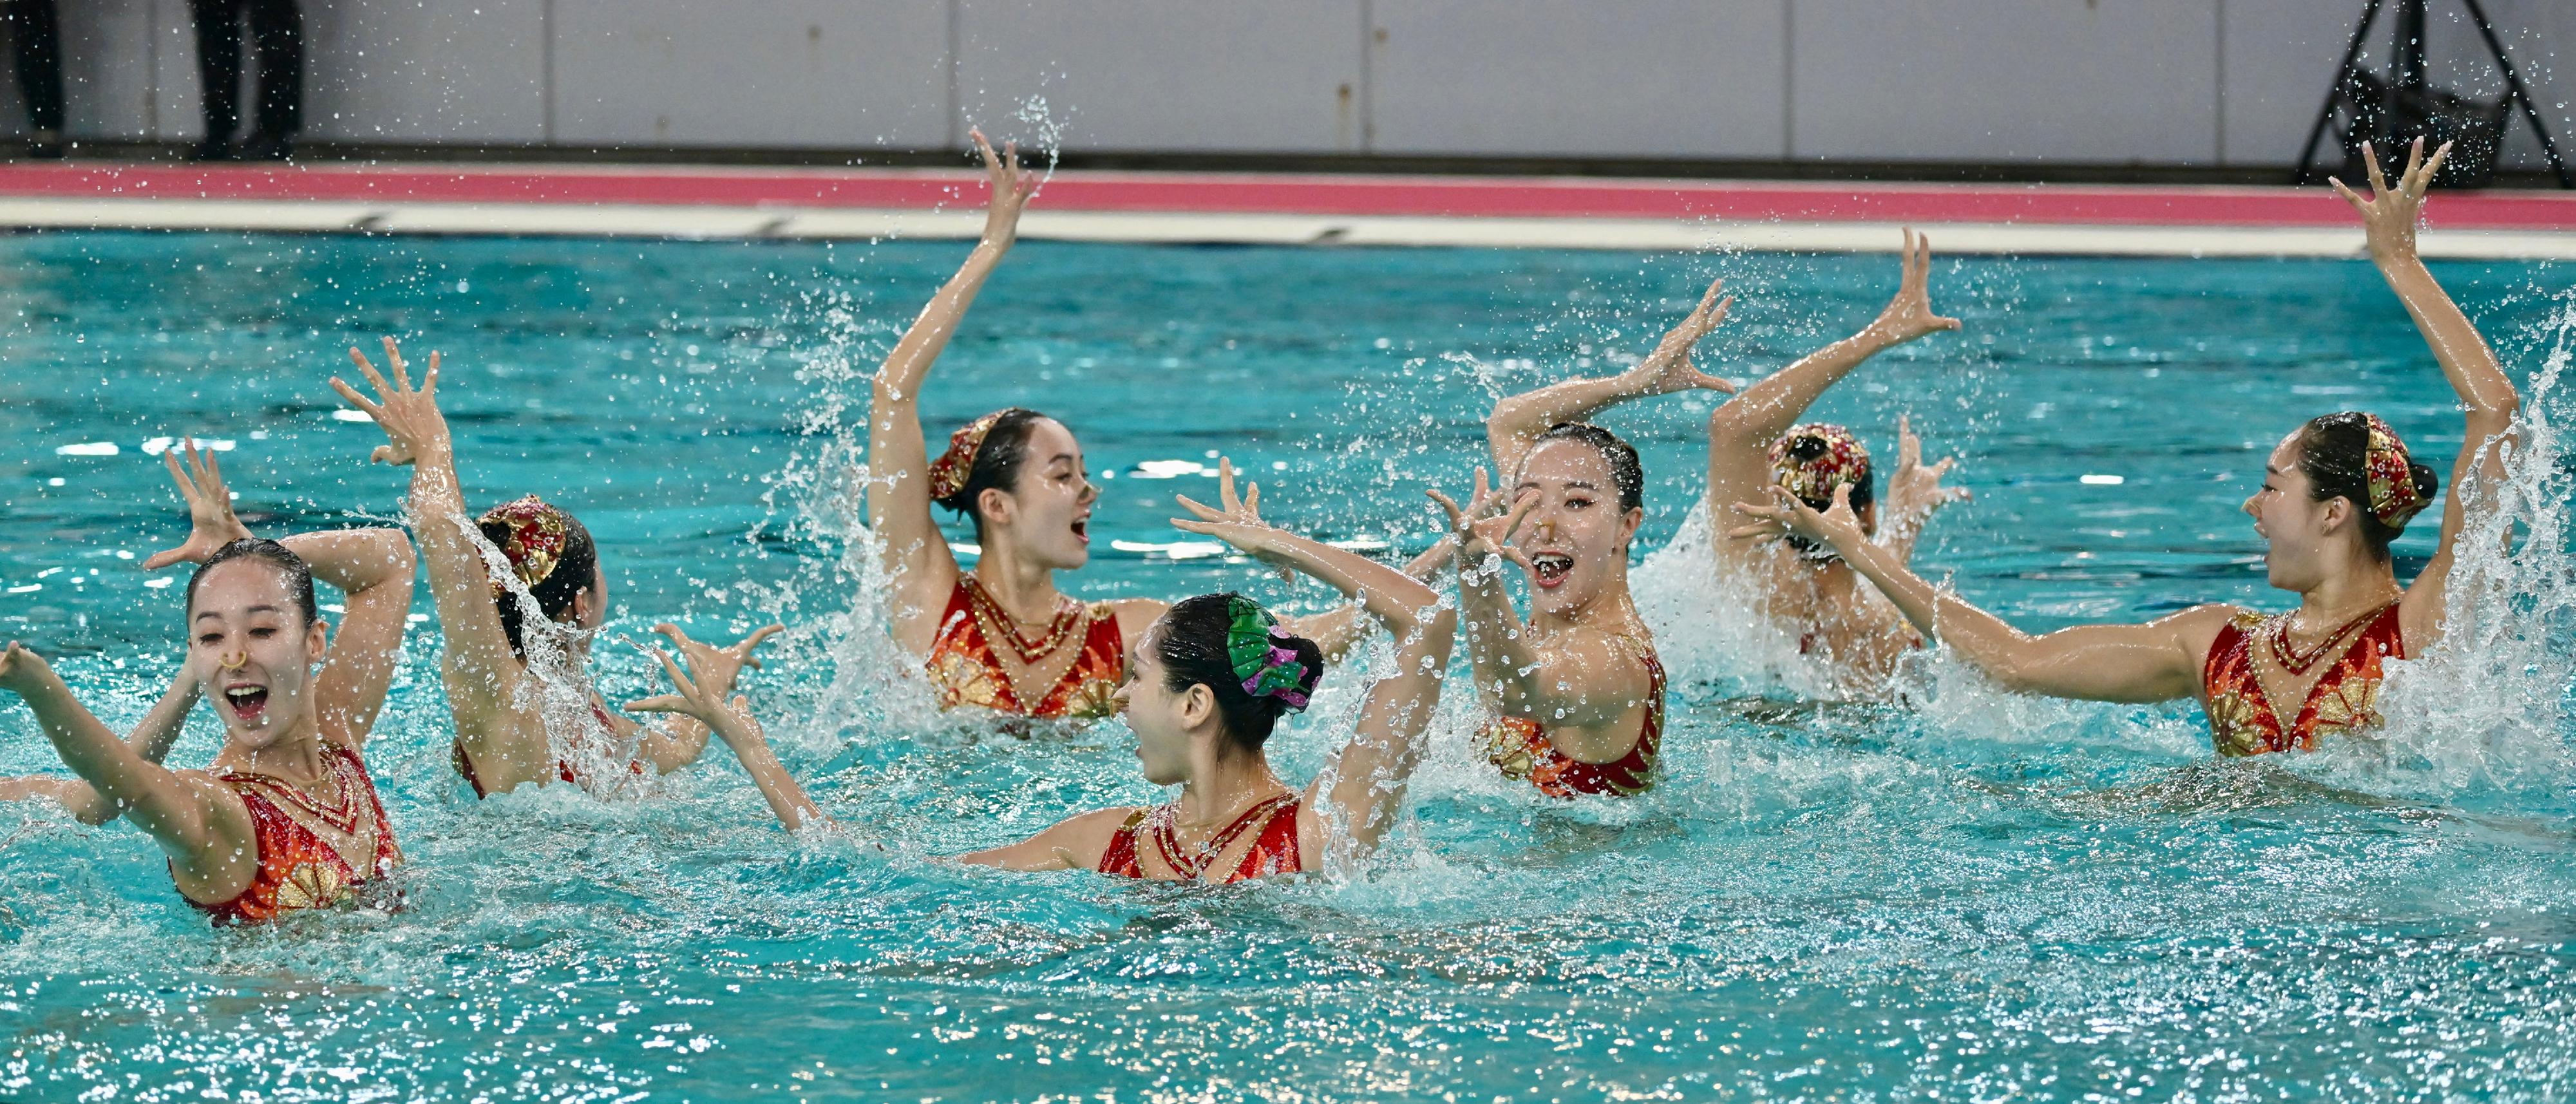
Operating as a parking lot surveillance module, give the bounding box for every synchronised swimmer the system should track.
[0,137,2523,921]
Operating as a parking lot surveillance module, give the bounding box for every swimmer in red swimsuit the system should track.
[0,440,414,922]
[331,341,779,798]
[864,133,1437,724]
[1437,327,1722,796]
[630,463,1455,883]
[1701,233,1970,691]
[1732,140,2520,756]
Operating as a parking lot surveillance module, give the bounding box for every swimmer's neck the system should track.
[220,704,332,784]
[970,547,1066,622]
[1173,744,1288,828]
[2287,563,2403,628]
[1528,566,1643,637]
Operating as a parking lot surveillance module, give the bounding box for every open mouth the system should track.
[222,684,270,723]
[1529,552,1574,588]
[1072,516,1090,543]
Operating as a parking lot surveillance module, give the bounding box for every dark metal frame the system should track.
[2293,0,2572,188]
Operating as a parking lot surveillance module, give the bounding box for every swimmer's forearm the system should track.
[1453,556,1539,706]
[709,706,828,832]
[1487,371,1656,469]
[12,666,184,821]
[1832,531,1991,653]
[2374,256,2517,418]
[878,239,1010,397]
[276,528,415,599]
[404,461,524,722]
[129,666,202,767]
[1709,327,1897,448]
[1265,530,1443,641]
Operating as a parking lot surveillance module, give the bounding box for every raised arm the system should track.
[1734,485,2227,704]
[626,632,828,833]
[0,644,253,888]
[0,664,201,825]
[332,341,537,767]
[2333,140,2523,646]
[1171,461,1457,855]
[1707,230,1958,548]
[1486,276,1734,474]
[1275,536,1454,663]
[867,132,1041,651]
[138,439,415,749]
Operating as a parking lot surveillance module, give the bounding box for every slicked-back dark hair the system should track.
[1527,422,1644,512]
[933,407,1051,542]
[185,538,319,626]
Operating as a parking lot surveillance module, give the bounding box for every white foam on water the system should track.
[2344,297,2576,800]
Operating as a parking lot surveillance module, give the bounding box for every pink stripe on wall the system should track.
[3,163,2573,230]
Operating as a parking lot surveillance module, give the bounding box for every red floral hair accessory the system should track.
[477,495,571,599]
[1767,423,1871,508]
[926,408,1026,502]
[2360,413,2428,528]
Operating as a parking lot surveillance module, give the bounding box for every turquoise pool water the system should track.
[2,231,2573,1101]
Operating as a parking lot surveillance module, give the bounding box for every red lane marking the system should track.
[1,162,2573,230]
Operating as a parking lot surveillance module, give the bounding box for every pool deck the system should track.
[2,161,2574,258]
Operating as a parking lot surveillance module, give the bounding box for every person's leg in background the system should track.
[189,0,243,160]
[3,0,64,158]
[236,0,299,160]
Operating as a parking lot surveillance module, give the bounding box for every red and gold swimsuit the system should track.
[1097,792,1305,883]
[187,744,401,926]
[453,701,642,799]
[2201,603,2406,756]
[1479,642,1667,799]
[925,575,1124,718]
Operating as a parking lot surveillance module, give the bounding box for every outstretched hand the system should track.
[1883,413,1970,525]
[1173,458,1294,572]
[647,622,783,706]
[141,438,255,570]
[1427,467,1537,572]
[2332,137,2450,265]
[971,128,1042,248]
[1863,228,1962,347]
[329,337,450,468]
[1729,482,1864,550]
[622,639,731,728]
[1624,276,1739,396]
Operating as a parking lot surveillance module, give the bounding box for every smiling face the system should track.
[187,559,328,749]
[980,417,1097,570]
[1513,438,1644,619]
[1114,624,1205,787]
[2242,432,2349,593]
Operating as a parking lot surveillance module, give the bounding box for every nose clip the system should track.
[218,649,249,671]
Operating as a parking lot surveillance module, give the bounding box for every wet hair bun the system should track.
[2296,411,2442,561]
[932,408,1050,537]
[1155,593,1325,751]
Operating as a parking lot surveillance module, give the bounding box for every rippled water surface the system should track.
[3,231,2573,1101]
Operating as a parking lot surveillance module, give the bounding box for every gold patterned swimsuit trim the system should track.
[1148,792,1298,880]
[961,575,1087,666]
[2264,601,2396,676]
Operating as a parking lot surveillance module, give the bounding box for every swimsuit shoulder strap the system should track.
[1096,809,1148,878]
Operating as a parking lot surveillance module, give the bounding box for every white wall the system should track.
[10,0,2573,171]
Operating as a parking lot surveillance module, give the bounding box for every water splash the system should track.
[2365,297,2576,795]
